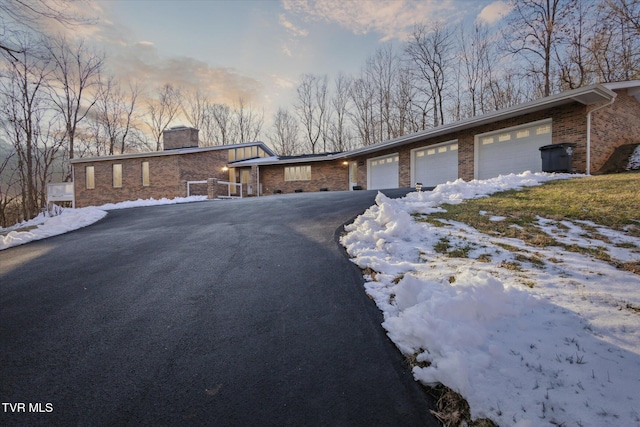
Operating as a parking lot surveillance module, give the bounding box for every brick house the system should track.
[70,126,275,207]
[69,81,640,207]
[237,81,640,194]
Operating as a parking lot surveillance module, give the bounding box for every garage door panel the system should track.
[476,122,551,180]
[413,142,458,187]
[368,154,399,190]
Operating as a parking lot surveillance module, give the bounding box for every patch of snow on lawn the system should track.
[0,196,207,250]
[627,145,640,170]
[341,172,640,426]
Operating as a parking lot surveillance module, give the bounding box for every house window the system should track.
[113,164,122,188]
[228,149,236,162]
[536,124,551,135]
[86,166,95,189]
[142,162,150,186]
[284,165,311,181]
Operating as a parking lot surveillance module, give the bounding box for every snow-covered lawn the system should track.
[0,196,207,250]
[341,172,640,427]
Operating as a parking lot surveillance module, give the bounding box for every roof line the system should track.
[70,141,275,164]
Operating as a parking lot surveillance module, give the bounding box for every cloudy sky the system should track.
[57,0,511,123]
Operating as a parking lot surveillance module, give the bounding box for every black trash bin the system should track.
[539,143,576,173]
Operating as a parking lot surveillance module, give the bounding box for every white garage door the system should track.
[368,153,399,190]
[412,141,459,187]
[475,120,552,180]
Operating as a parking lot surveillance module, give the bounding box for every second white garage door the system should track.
[475,120,552,180]
[411,141,459,187]
[368,153,399,190]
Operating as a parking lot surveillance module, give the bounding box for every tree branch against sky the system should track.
[607,0,640,33]
[0,0,91,59]
[145,84,182,151]
[46,35,104,169]
[503,0,577,97]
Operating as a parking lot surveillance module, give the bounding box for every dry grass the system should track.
[416,172,640,273]
[427,385,498,427]
[421,171,640,230]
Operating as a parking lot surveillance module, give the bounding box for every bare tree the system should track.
[234,97,263,143]
[367,45,402,140]
[0,0,89,60]
[145,84,181,151]
[0,34,55,220]
[607,0,640,34]
[554,0,596,90]
[349,74,377,146]
[182,88,217,145]
[503,0,577,97]
[0,142,19,227]
[485,70,532,111]
[328,72,353,151]
[405,21,454,127]
[46,35,103,173]
[459,23,493,117]
[94,75,140,155]
[209,103,235,145]
[593,0,640,82]
[268,108,300,156]
[295,74,329,153]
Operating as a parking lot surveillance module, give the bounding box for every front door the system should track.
[349,161,358,190]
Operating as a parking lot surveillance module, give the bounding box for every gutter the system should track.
[585,94,617,175]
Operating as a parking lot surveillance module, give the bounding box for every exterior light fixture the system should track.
[222,166,228,172]
[342,161,349,166]
[415,182,423,192]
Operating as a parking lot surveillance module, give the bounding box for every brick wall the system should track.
[260,161,350,194]
[74,156,180,207]
[177,150,229,182]
[590,91,640,173]
[344,102,591,186]
[73,149,232,207]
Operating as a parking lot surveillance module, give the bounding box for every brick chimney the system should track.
[163,126,199,150]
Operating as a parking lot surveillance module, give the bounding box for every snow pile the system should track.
[0,196,207,250]
[341,172,640,426]
[98,195,207,210]
[627,145,640,170]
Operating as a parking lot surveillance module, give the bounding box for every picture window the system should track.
[284,165,311,181]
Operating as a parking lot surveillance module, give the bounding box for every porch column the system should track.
[207,178,218,199]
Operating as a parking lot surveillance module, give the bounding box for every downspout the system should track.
[586,95,616,175]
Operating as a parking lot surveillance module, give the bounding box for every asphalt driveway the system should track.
[0,190,439,426]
